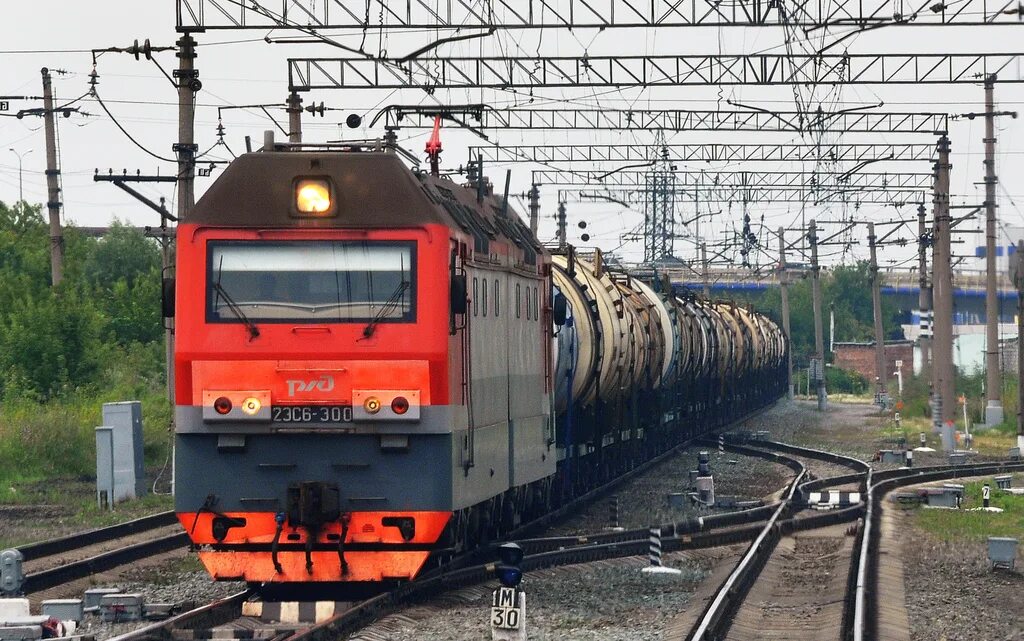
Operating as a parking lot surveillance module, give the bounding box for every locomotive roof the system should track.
[189,150,543,264]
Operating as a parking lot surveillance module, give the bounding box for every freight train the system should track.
[168,138,787,587]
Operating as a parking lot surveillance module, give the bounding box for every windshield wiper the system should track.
[360,281,410,340]
[213,280,260,341]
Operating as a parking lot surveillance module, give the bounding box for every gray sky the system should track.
[3,1,1024,270]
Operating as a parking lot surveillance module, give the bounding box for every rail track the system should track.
[101,431,817,641]
[88,431,1024,641]
[683,439,1024,641]
[17,511,187,595]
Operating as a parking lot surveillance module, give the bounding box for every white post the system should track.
[490,587,526,641]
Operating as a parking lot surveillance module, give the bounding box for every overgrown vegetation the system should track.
[0,201,170,494]
[915,478,1024,542]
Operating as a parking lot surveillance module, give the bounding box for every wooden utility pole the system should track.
[983,74,1004,426]
[809,219,827,412]
[868,222,887,400]
[41,68,63,286]
[917,203,932,372]
[931,135,956,426]
[700,242,710,298]
[286,90,303,143]
[778,227,793,399]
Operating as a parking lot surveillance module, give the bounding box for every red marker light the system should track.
[391,396,410,415]
[214,396,232,415]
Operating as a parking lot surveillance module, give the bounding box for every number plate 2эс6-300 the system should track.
[271,405,353,423]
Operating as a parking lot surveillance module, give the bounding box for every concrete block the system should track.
[879,450,902,464]
[83,589,119,610]
[41,600,83,623]
[994,475,1013,490]
[988,537,1018,570]
[0,626,40,641]
[0,600,29,622]
[99,594,144,622]
[924,488,960,509]
[696,476,715,506]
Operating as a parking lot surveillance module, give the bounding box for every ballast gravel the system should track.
[550,447,790,536]
[75,558,244,640]
[347,550,733,641]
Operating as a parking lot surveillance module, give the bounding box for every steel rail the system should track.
[686,458,807,640]
[105,590,252,641]
[22,531,189,594]
[850,459,1024,640]
[16,510,178,561]
[511,438,806,553]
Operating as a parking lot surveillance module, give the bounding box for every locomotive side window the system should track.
[515,283,521,319]
[494,279,500,317]
[206,241,415,323]
[482,278,488,317]
[473,277,478,317]
[533,286,539,322]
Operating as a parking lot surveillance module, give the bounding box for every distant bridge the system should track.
[665,267,1017,324]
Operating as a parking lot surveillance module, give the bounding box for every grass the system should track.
[0,346,172,498]
[914,477,1024,542]
[0,347,174,545]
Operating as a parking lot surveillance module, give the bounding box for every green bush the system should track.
[0,202,169,488]
[826,367,869,395]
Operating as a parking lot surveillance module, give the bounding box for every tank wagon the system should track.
[168,140,787,587]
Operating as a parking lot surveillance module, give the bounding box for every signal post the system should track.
[491,543,526,640]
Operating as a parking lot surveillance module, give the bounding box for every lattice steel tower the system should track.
[644,135,677,263]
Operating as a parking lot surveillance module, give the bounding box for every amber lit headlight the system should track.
[364,396,381,414]
[295,179,332,214]
[241,397,262,415]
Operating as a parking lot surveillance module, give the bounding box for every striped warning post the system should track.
[718,435,725,454]
[641,526,682,576]
[918,309,933,339]
[648,527,663,567]
[604,496,624,531]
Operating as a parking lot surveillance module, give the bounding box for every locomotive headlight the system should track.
[391,396,410,415]
[295,179,332,214]
[241,397,262,415]
[364,396,381,414]
[214,396,233,415]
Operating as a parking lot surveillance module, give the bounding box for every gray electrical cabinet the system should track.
[95,426,115,509]
[97,401,147,504]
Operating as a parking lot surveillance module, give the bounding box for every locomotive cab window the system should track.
[207,240,415,323]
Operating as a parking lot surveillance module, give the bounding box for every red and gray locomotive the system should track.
[169,137,787,586]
